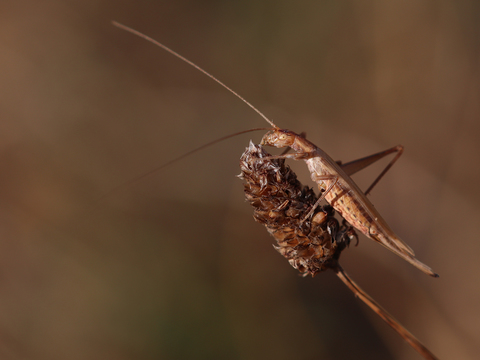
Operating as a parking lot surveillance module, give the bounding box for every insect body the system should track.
[261,129,438,277]
[111,21,440,359]
[112,21,438,278]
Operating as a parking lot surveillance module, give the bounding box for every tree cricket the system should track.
[112,21,438,278]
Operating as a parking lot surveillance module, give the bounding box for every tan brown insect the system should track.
[261,130,438,277]
[239,142,439,360]
[109,20,442,359]
[112,21,438,278]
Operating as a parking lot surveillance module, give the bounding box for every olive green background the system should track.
[1,1,478,359]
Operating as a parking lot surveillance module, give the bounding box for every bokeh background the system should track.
[0,1,478,359]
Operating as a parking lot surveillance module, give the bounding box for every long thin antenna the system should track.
[112,21,278,129]
[94,127,268,204]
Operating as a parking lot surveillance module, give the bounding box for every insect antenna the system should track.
[112,21,279,129]
[94,127,269,205]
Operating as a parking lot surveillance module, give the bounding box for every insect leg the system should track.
[301,174,338,222]
[339,145,404,195]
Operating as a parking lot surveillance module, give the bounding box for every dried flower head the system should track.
[239,142,356,276]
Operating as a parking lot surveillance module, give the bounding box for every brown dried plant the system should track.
[239,142,439,360]
[239,141,355,276]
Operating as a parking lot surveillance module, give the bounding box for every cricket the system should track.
[111,21,438,278]
[110,21,440,359]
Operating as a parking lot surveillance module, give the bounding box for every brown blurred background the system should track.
[0,1,478,359]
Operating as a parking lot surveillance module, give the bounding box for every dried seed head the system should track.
[239,142,354,276]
